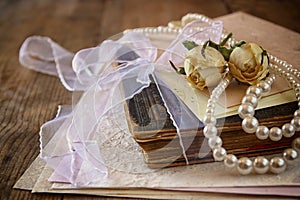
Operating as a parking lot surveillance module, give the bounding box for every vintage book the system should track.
[124,78,299,169]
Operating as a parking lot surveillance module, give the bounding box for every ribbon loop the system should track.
[19,17,223,186]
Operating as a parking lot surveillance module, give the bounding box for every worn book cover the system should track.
[124,78,299,168]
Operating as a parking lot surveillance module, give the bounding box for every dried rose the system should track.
[228,43,269,85]
[184,45,227,90]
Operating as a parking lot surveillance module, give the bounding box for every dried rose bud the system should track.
[228,43,269,85]
[184,45,227,90]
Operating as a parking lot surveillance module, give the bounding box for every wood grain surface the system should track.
[0,0,299,199]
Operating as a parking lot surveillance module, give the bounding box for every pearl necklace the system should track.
[203,62,300,175]
[239,72,300,140]
[125,13,300,174]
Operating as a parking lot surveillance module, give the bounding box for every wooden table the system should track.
[1,0,299,199]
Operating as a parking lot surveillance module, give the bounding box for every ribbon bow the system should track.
[19,20,223,186]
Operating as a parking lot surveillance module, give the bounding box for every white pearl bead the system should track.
[269,127,283,141]
[212,88,222,96]
[295,85,300,93]
[257,81,271,96]
[269,157,286,174]
[242,116,259,133]
[285,72,291,77]
[277,68,283,75]
[296,93,300,100]
[289,80,297,88]
[204,114,217,125]
[206,103,215,113]
[291,117,300,131]
[224,154,238,168]
[213,147,227,161]
[207,98,216,105]
[265,78,272,85]
[246,86,262,99]
[283,148,298,163]
[292,137,300,153]
[253,156,269,174]
[282,123,295,138]
[208,136,222,149]
[203,124,218,138]
[238,103,255,119]
[242,94,258,108]
[287,76,294,84]
[237,157,253,175]
[265,79,272,85]
[206,107,214,114]
[265,74,275,84]
[255,126,269,140]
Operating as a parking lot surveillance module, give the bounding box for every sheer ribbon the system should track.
[19,19,223,186]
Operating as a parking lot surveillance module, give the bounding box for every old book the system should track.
[124,77,299,168]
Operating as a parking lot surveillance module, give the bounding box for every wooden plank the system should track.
[120,0,227,29]
[0,1,102,199]
[0,0,299,199]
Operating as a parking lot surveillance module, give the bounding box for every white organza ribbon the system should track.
[19,19,223,186]
[19,36,77,91]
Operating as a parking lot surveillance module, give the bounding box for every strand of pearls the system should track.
[124,26,180,35]
[218,26,300,174]
[239,65,300,142]
[125,13,300,175]
[123,13,215,35]
[203,64,300,175]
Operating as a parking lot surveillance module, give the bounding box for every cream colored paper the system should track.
[156,69,296,120]
[14,154,300,199]
[13,155,299,199]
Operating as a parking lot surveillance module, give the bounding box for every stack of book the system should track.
[125,78,299,168]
